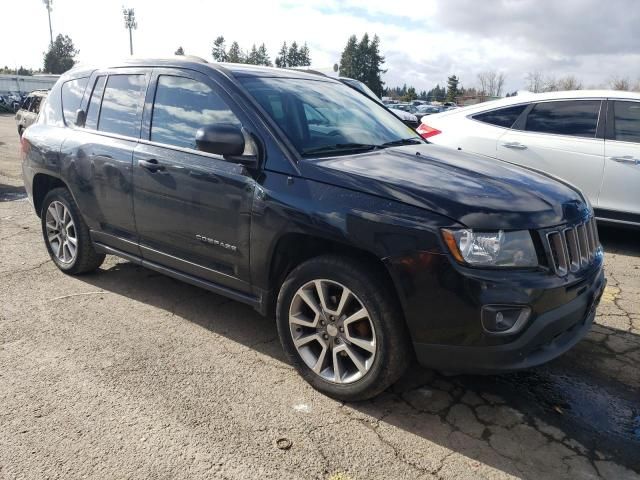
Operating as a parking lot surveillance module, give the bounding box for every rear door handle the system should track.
[138,158,165,172]
[502,142,527,150]
[610,155,639,165]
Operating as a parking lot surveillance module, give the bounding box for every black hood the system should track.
[299,144,589,230]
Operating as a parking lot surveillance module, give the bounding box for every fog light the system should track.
[481,305,531,334]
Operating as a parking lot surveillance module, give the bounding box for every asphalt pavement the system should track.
[1,113,639,479]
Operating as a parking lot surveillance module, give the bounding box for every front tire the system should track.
[41,188,105,274]
[276,255,411,401]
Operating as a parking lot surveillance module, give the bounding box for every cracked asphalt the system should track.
[1,113,639,479]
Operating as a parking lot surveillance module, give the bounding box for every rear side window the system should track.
[472,104,527,128]
[612,101,640,143]
[22,96,33,111]
[85,76,106,130]
[61,77,88,125]
[524,100,601,138]
[29,97,43,113]
[150,75,240,150]
[97,74,146,138]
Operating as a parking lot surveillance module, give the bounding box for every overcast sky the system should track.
[2,0,639,92]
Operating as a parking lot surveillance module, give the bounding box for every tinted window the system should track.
[29,96,43,113]
[473,104,527,128]
[150,75,240,150]
[38,81,63,127]
[612,101,640,143]
[525,100,600,138]
[97,74,146,137]
[22,96,33,111]
[85,76,106,130]
[61,77,88,125]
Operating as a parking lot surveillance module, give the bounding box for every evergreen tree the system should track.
[339,33,385,96]
[446,75,459,101]
[174,46,184,55]
[212,36,227,62]
[298,43,311,66]
[247,44,259,65]
[288,41,299,66]
[257,43,272,66]
[338,35,358,78]
[43,34,78,74]
[403,87,417,102]
[275,42,288,68]
[227,41,245,63]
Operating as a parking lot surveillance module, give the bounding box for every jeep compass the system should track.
[21,58,605,400]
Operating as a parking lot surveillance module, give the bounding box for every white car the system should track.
[418,90,640,227]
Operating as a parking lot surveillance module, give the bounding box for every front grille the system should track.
[545,216,600,276]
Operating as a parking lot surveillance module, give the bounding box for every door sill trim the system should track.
[94,242,264,311]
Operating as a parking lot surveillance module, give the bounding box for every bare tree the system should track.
[527,71,583,92]
[525,71,545,93]
[556,75,583,91]
[543,75,558,92]
[610,76,631,91]
[477,70,506,97]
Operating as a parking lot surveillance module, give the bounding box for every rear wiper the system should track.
[379,137,424,147]
[301,143,381,156]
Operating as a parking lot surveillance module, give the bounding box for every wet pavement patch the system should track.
[457,364,640,472]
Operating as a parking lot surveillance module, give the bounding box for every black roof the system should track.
[65,57,339,84]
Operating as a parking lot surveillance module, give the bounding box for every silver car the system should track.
[15,90,48,137]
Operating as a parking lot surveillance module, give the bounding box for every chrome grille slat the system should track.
[563,227,580,272]
[577,223,589,267]
[545,215,600,277]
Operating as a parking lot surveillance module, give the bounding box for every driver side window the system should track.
[150,75,240,150]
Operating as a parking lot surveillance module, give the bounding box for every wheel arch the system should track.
[266,232,406,321]
[32,173,68,217]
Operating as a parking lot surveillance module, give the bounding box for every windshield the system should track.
[340,78,383,105]
[239,77,421,157]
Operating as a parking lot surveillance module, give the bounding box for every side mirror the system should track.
[195,124,245,156]
[75,109,86,127]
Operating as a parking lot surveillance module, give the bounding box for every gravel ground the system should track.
[1,113,639,480]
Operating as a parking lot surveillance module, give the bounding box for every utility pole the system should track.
[43,0,53,45]
[122,7,137,56]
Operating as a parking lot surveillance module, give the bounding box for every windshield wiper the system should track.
[301,143,381,156]
[379,137,424,148]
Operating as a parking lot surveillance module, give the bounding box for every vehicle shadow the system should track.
[76,260,640,476]
[599,224,640,258]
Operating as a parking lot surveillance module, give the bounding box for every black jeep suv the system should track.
[21,58,605,400]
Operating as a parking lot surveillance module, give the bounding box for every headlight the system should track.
[442,229,538,267]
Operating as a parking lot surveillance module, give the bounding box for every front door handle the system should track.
[502,142,527,150]
[138,158,165,172]
[610,155,639,165]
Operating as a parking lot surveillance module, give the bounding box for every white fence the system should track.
[0,74,60,95]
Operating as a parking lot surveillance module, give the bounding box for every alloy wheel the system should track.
[288,279,377,384]
[45,201,78,264]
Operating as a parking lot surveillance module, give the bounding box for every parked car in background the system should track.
[337,78,419,128]
[21,58,604,400]
[419,90,640,228]
[15,90,48,136]
[415,105,442,116]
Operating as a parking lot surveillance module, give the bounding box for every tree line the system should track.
[23,32,640,101]
[208,37,311,68]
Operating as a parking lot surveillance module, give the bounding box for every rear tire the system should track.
[276,254,411,401]
[41,188,105,274]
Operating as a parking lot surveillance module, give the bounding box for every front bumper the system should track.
[413,268,605,372]
[385,249,605,374]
